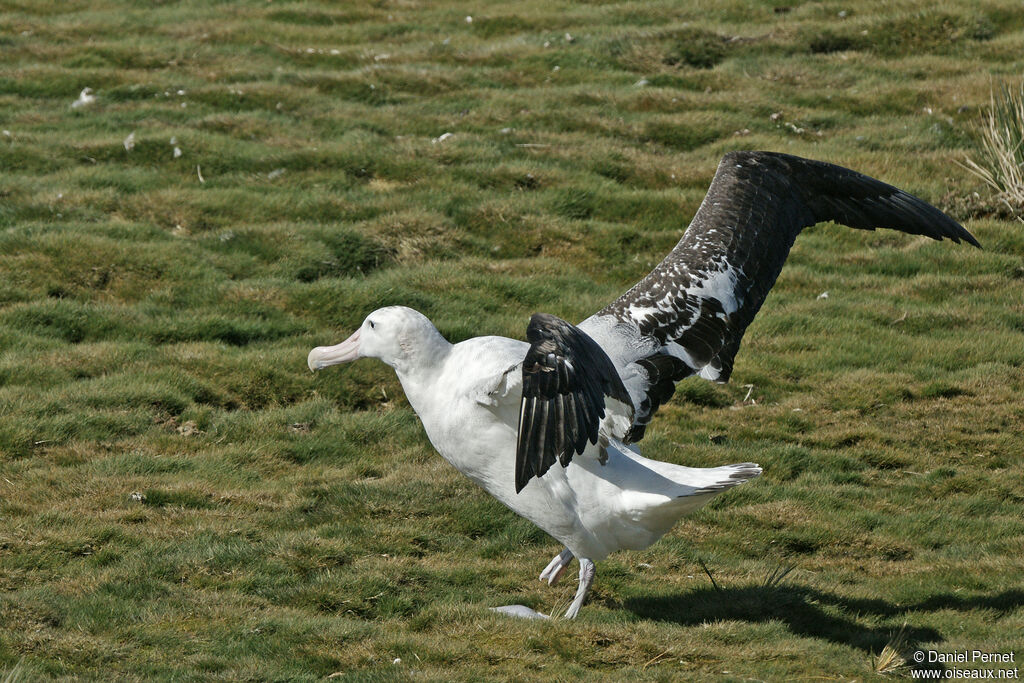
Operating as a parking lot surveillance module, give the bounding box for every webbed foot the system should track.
[539,547,573,586]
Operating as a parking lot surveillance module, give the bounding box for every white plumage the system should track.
[307,151,977,618]
[308,307,760,619]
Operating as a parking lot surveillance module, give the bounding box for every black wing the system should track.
[580,151,979,441]
[515,313,634,493]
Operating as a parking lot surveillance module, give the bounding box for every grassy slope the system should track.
[1,0,1022,680]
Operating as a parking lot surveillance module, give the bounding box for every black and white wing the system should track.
[515,313,634,493]
[578,150,979,442]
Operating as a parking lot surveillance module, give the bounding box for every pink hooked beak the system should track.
[307,329,362,371]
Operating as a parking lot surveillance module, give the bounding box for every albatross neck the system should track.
[392,329,453,415]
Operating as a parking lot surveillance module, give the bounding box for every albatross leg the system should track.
[563,558,595,619]
[539,547,573,586]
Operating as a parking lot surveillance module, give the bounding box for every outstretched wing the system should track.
[515,313,634,493]
[579,150,979,441]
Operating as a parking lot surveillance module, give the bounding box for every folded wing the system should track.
[515,313,634,493]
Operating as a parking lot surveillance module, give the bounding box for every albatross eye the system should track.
[369,320,376,329]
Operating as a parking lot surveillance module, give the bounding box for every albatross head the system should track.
[307,306,448,373]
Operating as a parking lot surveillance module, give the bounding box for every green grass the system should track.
[1,0,1023,680]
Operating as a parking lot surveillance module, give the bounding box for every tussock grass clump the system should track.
[961,82,1024,212]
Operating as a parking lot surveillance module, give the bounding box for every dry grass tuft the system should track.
[871,623,909,675]
[760,564,795,588]
[960,82,1024,213]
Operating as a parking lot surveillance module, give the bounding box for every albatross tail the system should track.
[601,455,761,552]
[686,461,762,494]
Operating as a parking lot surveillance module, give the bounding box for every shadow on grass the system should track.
[626,583,1024,659]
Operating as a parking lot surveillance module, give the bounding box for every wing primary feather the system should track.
[575,391,592,450]
[516,396,532,460]
[552,395,566,463]
[533,399,550,475]
[543,398,558,470]
[515,397,537,492]
[564,392,581,452]
[537,362,553,396]
[584,391,600,445]
[557,357,570,387]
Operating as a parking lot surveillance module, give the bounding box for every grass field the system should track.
[1,0,1023,680]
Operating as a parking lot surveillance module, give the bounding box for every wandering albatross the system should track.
[308,151,978,619]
